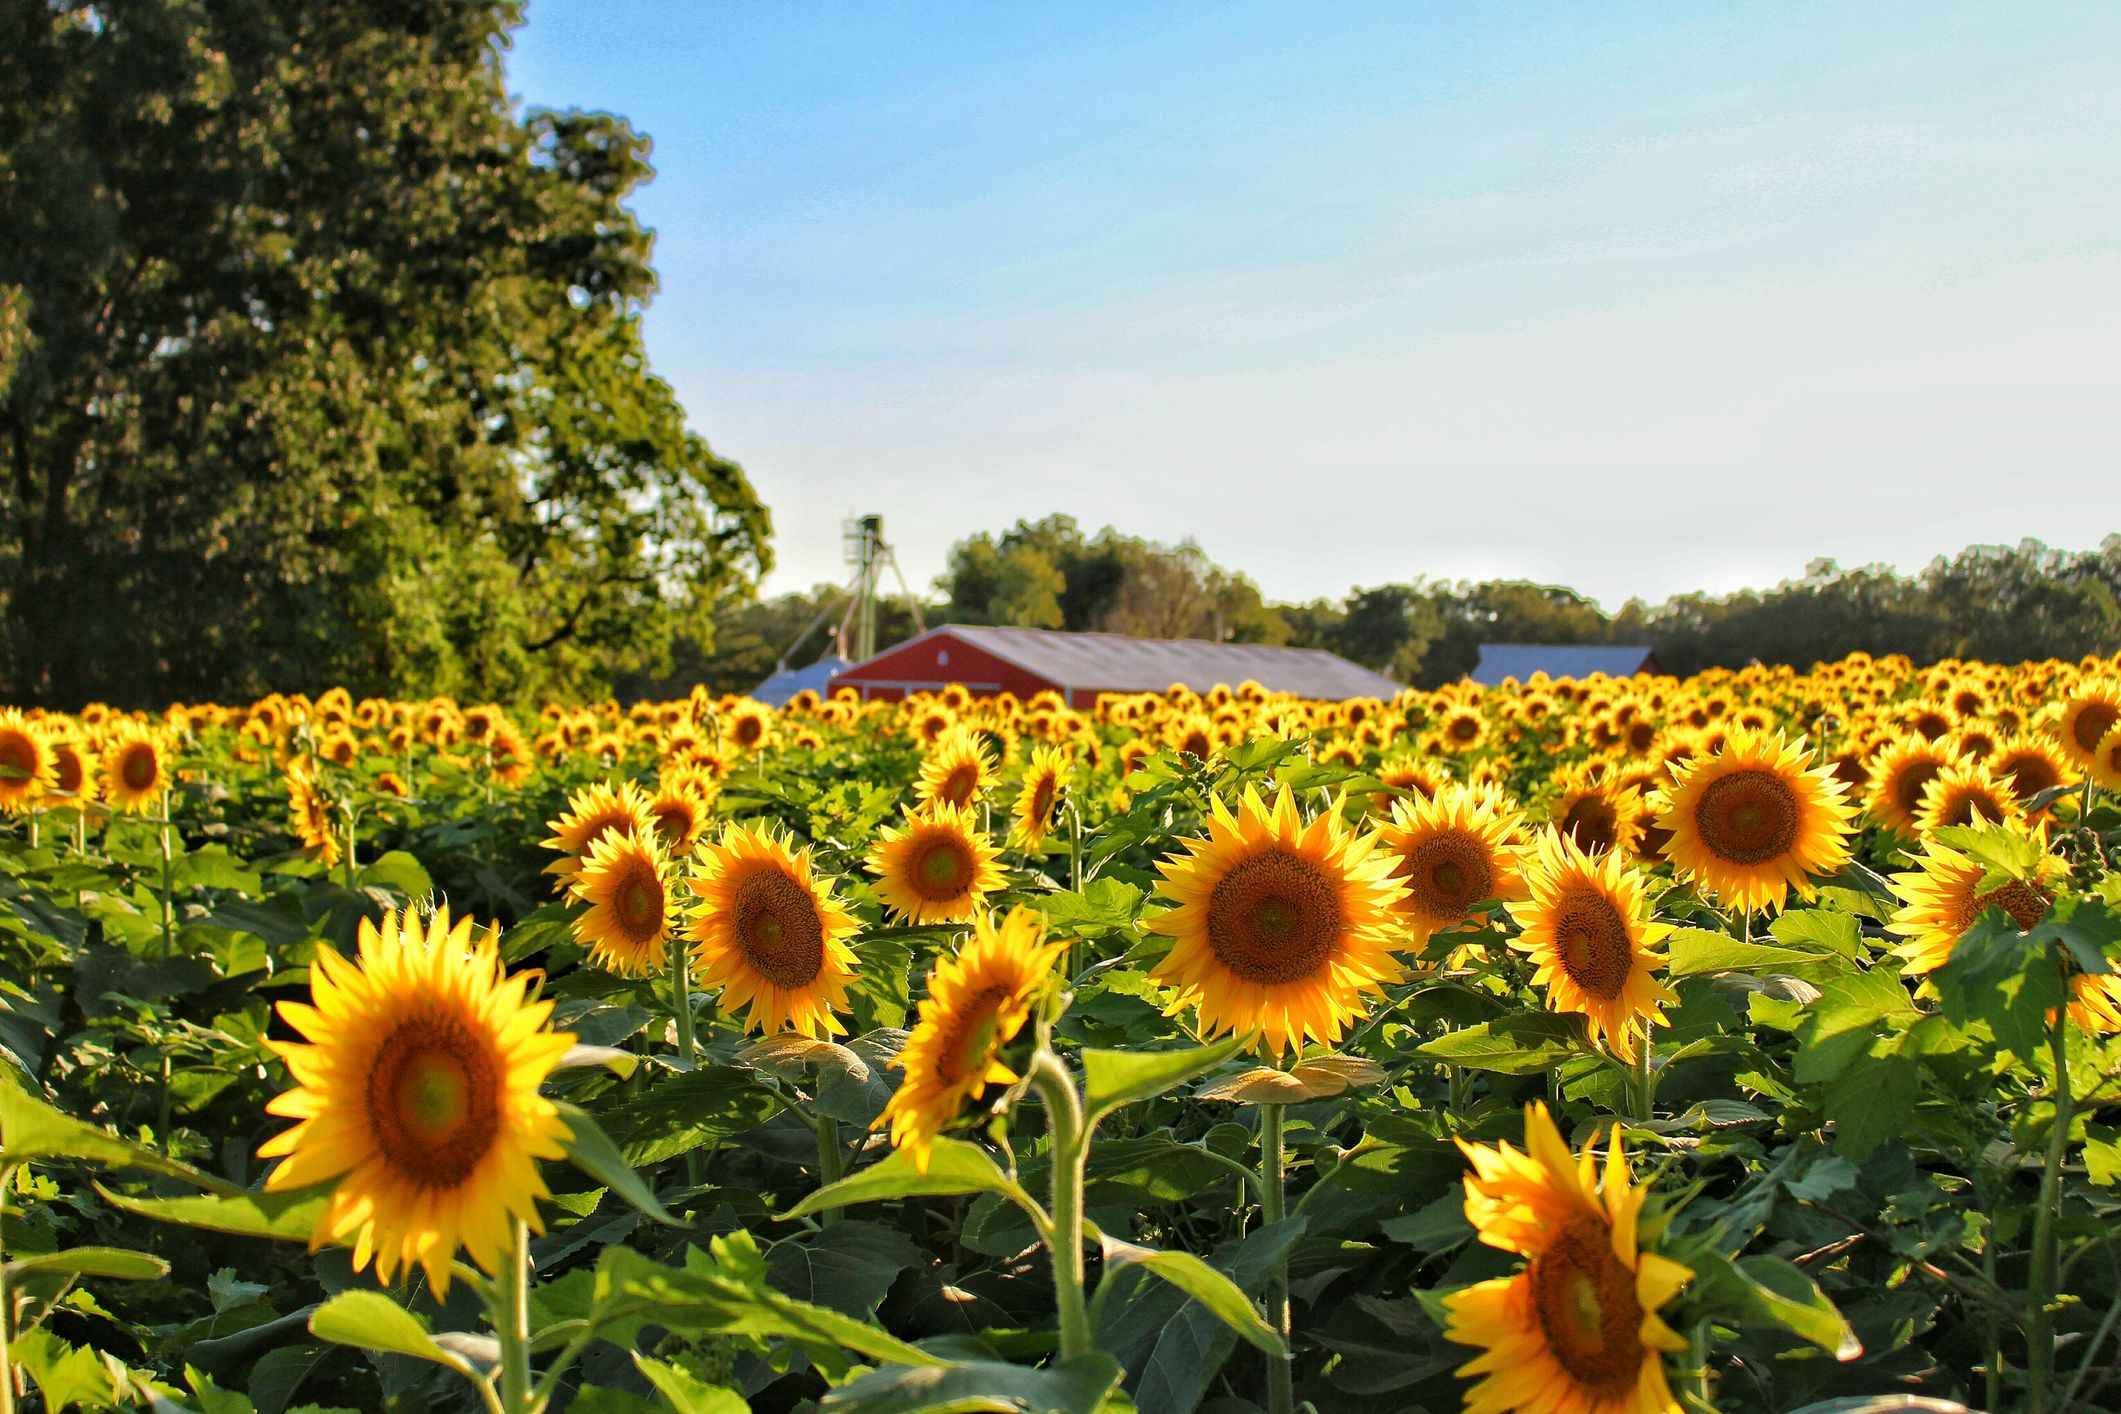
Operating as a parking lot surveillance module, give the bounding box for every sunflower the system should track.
[100,721,172,815]
[1437,707,1490,754]
[287,766,342,867]
[1912,759,2022,834]
[1652,730,1854,915]
[1443,1103,1692,1414]
[1371,755,1453,815]
[722,700,776,753]
[0,709,55,814]
[1992,735,2070,809]
[876,906,1065,1171]
[1145,787,1409,1055]
[1864,734,1951,837]
[541,779,656,887]
[1549,768,1648,858]
[1507,830,1675,1060]
[570,827,674,977]
[649,765,717,853]
[47,732,96,802]
[2096,725,2121,791]
[917,728,997,810]
[2056,680,2121,769]
[257,905,573,1295]
[687,822,860,1036]
[1377,784,1529,952]
[865,801,1007,924]
[1010,745,1070,851]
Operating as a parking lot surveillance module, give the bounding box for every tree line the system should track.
[684,516,2121,695]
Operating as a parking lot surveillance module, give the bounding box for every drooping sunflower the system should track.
[1443,1103,1693,1414]
[2055,679,2121,770]
[687,822,860,1037]
[1376,784,1529,952]
[541,779,656,888]
[1146,787,1409,1055]
[1912,759,2022,834]
[99,720,172,815]
[1507,830,1675,1060]
[865,801,1007,924]
[1864,734,1951,837]
[1009,745,1070,851]
[917,728,997,810]
[876,906,1065,1171]
[256,905,573,1294]
[286,766,342,867]
[1652,730,1854,916]
[570,827,674,977]
[0,709,55,814]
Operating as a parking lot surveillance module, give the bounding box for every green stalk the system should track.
[496,1219,533,1414]
[1026,1049,1093,1361]
[669,934,702,1190]
[1260,1103,1295,1414]
[2025,1007,2073,1414]
[341,799,357,890]
[157,793,175,961]
[1,1163,17,1414]
[1632,1023,1655,1122]
[816,1116,842,1227]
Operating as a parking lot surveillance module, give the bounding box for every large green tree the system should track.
[0,0,768,707]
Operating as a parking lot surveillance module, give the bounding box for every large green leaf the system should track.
[556,1100,679,1225]
[2,1245,169,1281]
[1666,927,1845,979]
[97,1183,331,1242]
[1416,1013,1587,1074]
[1082,1034,1246,1123]
[1691,1251,1861,1360]
[818,1354,1125,1414]
[309,1290,476,1375]
[633,1355,749,1413]
[783,1138,1042,1224]
[0,1078,230,1187]
[1097,1234,1285,1355]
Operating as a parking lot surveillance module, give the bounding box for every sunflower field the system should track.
[3,659,2121,1414]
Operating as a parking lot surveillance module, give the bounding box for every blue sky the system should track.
[508,3,2121,610]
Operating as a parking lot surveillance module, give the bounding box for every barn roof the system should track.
[849,625,1403,701]
[1468,644,1660,687]
[751,653,852,706]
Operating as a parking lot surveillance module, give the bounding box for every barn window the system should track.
[937,650,950,666]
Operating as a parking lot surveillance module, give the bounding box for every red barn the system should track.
[827,625,1402,707]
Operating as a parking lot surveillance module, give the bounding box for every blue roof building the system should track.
[1468,644,1661,687]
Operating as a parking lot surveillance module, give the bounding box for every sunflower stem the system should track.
[1684,1317,1712,1410]
[1026,1048,1093,1362]
[1259,1101,1296,1414]
[496,1218,534,1414]
[157,792,175,961]
[2025,1003,2073,1414]
[816,1116,842,1227]
[669,934,702,1190]
[340,797,357,890]
[1,1163,18,1414]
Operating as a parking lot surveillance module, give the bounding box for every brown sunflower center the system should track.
[1890,760,1943,818]
[0,734,36,779]
[911,835,977,901]
[734,717,764,746]
[2073,702,2120,753]
[120,744,158,791]
[1028,775,1057,824]
[1204,848,1343,985]
[1559,796,1619,855]
[365,1016,502,1189]
[937,985,1014,1086]
[1528,1213,1648,1399]
[940,763,980,806]
[1976,878,2053,932]
[2000,754,2060,800]
[652,800,698,846]
[1181,729,1213,759]
[610,858,665,941]
[732,865,827,988]
[1693,768,1801,864]
[1934,788,2007,829]
[576,807,636,855]
[1551,887,1635,1000]
[1395,831,1493,920]
[1449,717,1480,742]
[53,749,85,794]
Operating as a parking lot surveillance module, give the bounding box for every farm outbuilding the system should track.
[1467,643,1661,686]
[827,625,1403,706]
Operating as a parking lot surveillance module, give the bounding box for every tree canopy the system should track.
[0,0,768,708]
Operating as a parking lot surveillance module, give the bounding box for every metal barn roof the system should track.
[1468,644,1660,687]
[901,625,1403,701]
[751,653,853,706]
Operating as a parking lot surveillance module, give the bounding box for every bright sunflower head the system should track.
[541,779,656,888]
[1145,787,1409,1056]
[1377,783,1529,950]
[2056,680,2121,769]
[1436,707,1489,754]
[99,721,172,815]
[1913,759,2023,834]
[2093,724,2121,791]
[256,905,573,1295]
[686,822,860,1037]
[865,801,1007,924]
[876,906,1065,1171]
[1371,755,1453,816]
[917,728,997,810]
[1652,730,1855,916]
[570,827,674,977]
[1549,768,1648,858]
[1010,745,1070,851]
[0,709,56,814]
[1993,735,2070,811]
[649,765,717,853]
[1443,1103,1693,1414]
[47,732,96,801]
[1865,734,1951,837]
[1506,830,1675,1060]
[286,765,342,866]
[722,700,777,753]
[1886,821,2067,975]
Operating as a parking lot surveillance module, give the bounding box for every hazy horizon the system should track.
[509,2,2121,612]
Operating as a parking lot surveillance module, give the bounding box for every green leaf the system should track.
[556,1101,680,1226]
[818,1354,1126,1414]
[1098,1234,1285,1355]
[356,850,432,901]
[0,1078,228,1187]
[1416,1012,1588,1074]
[173,844,263,895]
[9,1328,114,1412]
[596,1066,785,1165]
[1766,909,1863,958]
[1694,1253,1862,1360]
[1083,1034,1246,1122]
[1931,911,2067,1061]
[555,1044,640,1078]
[97,1183,331,1242]
[1824,1053,1917,1160]
[309,1290,471,1372]
[632,1355,749,1413]
[3,1245,169,1281]
[1793,972,1920,1084]
[765,1220,926,1319]
[1666,927,1838,979]
[783,1138,1041,1223]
